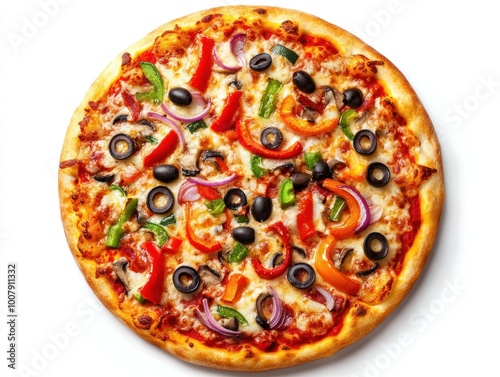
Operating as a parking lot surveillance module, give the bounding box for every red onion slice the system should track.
[230,33,246,67]
[213,47,242,71]
[369,203,383,224]
[161,98,211,124]
[268,286,285,329]
[147,112,186,150]
[194,299,241,337]
[187,173,238,187]
[177,181,200,204]
[338,185,371,234]
[315,286,335,311]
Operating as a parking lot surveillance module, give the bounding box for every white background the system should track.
[1,0,498,376]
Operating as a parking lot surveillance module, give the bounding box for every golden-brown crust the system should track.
[58,5,444,372]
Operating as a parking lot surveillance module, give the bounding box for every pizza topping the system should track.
[210,91,243,133]
[185,202,222,253]
[161,95,212,124]
[258,78,283,119]
[146,186,175,215]
[172,265,201,293]
[216,305,248,326]
[152,164,179,183]
[135,62,164,104]
[179,153,201,177]
[195,298,241,337]
[267,286,287,329]
[314,235,361,295]
[141,222,169,247]
[366,162,391,188]
[250,196,273,222]
[111,258,131,292]
[252,222,292,279]
[338,109,358,140]
[168,87,193,106]
[279,95,338,136]
[112,114,129,124]
[177,181,200,204]
[236,119,303,159]
[109,134,136,160]
[223,188,247,210]
[314,286,335,311]
[278,178,296,209]
[105,198,138,248]
[291,172,311,191]
[272,44,299,64]
[353,129,377,155]
[312,160,331,181]
[232,226,255,244]
[229,33,247,68]
[287,263,316,290]
[260,127,283,150]
[249,53,273,72]
[250,155,268,178]
[342,88,364,108]
[292,70,316,94]
[188,36,215,93]
[363,232,389,261]
[221,273,249,302]
[296,189,316,241]
[138,241,165,305]
[143,130,179,168]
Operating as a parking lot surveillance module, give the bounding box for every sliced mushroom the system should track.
[323,86,345,110]
[334,247,354,270]
[180,152,200,176]
[112,258,130,292]
[219,317,239,331]
[199,264,222,286]
[261,158,295,172]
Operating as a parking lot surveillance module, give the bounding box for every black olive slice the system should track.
[168,87,192,106]
[109,134,135,160]
[232,226,255,244]
[343,88,363,108]
[312,161,331,181]
[153,164,179,183]
[93,174,115,182]
[286,263,316,289]
[291,246,307,259]
[353,130,377,155]
[292,70,316,94]
[291,172,311,191]
[201,150,224,161]
[260,127,283,150]
[172,266,200,293]
[249,53,272,71]
[363,232,389,260]
[138,119,156,131]
[356,263,380,277]
[251,196,273,222]
[224,188,247,210]
[255,314,270,329]
[230,80,242,90]
[112,114,129,124]
[147,186,174,214]
[366,162,391,187]
[255,292,272,325]
[272,252,284,267]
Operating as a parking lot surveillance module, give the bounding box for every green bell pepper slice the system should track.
[142,222,169,247]
[105,198,138,248]
[135,62,164,104]
[258,78,283,119]
[339,109,358,140]
[278,178,296,209]
[216,305,248,325]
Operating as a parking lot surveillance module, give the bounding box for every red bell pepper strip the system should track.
[143,130,178,168]
[296,189,316,241]
[138,241,165,304]
[197,185,221,200]
[185,202,222,253]
[121,91,142,121]
[236,119,303,160]
[188,36,215,93]
[211,91,243,133]
[252,222,293,279]
[314,235,361,296]
[161,236,183,255]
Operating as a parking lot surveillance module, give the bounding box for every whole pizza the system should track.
[58,6,444,371]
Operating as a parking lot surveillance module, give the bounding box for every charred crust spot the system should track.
[202,14,214,23]
[134,314,153,330]
[189,342,194,348]
[121,52,131,67]
[254,8,266,15]
[353,304,367,317]
[366,60,384,73]
[244,347,255,358]
[281,20,299,35]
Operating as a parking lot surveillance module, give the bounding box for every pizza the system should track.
[58,5,444,372]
